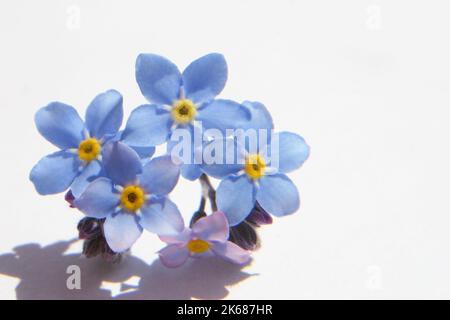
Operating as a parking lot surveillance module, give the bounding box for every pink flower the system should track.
[158,211,252,268]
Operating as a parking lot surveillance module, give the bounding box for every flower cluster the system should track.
[30,53,310,267]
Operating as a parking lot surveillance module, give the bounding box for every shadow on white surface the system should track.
[0,239,253,300]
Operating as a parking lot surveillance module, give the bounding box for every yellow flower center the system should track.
[171,99,197,124]
[78,138,101,162]
[186,239,210,254]
[244,154,266,180]
[120,185,145,212]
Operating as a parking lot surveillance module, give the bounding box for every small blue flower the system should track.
[75,141,183,253]
[30,90,125,197]
[121,53,251,180]
[202,130,310,226]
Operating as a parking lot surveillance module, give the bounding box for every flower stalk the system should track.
[194,173,262,251]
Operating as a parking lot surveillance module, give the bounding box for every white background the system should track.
[1,0,450,299]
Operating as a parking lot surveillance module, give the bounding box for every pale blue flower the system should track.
[30,90,124,197]
[74,142,183,253]
[121,53,250,180]
[202,131,310,226]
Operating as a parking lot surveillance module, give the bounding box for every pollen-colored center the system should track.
[186,239,210,254]
[78,138,101,162]
[171,99,197,124]
[244,154,266,180]
[120,185,145,212]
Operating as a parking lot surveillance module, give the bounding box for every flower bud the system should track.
[65,190,76,208]
[229,220,260,251]
[77,217,102,240]
[246,202,273,227]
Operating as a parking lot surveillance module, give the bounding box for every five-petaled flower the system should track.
[202,131,310,226]
[30,90,124,197]
[74,141,183,253]
[158,211,251,268]
[120,53,250,180]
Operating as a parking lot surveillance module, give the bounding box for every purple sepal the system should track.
[246,202,273,226]
[65,190,76,208]
[228,221,260,251]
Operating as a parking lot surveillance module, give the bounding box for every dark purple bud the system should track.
[246,202,273,227]
[77,217,102,240]
[65,190,76,208]
[81,232,122,262]
[78,217,123,262]
[82,234,104,258]
[229,221,260,251]
[101,243,123,263]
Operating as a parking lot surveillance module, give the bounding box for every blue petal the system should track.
[70,160,103,198]
[104,212,143,253]
[181,164,203,181]
[256,174,300,217]
[182,53,227,103]
[216,175,256,226]
[268,132,310,173]
[197,99,251,134]
[167,125,203,180]
[35,102,85,149]
[74,177,120,219]
[85,89,123,139]
[139,197,184,236]
[121,104,172,147]
[241,101,273,132]
[30,151,81,195]
[166,125,195,158]
[103,141,142,186]
[139,155,180,196]
[201,137,245,179]
[240,101,273,153]
[135,54,181,105]
[106,130,156,159]
[129,145,156,160]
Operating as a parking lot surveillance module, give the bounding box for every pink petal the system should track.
[192,211,229,242]
[158,244,189,268]
[159,228,192,245]
[211,241,252,265]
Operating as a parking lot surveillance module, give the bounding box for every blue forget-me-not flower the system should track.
[30,90,124,197]
[202,128,310,226]
[121,53,250,180]
[74,141,183,253]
